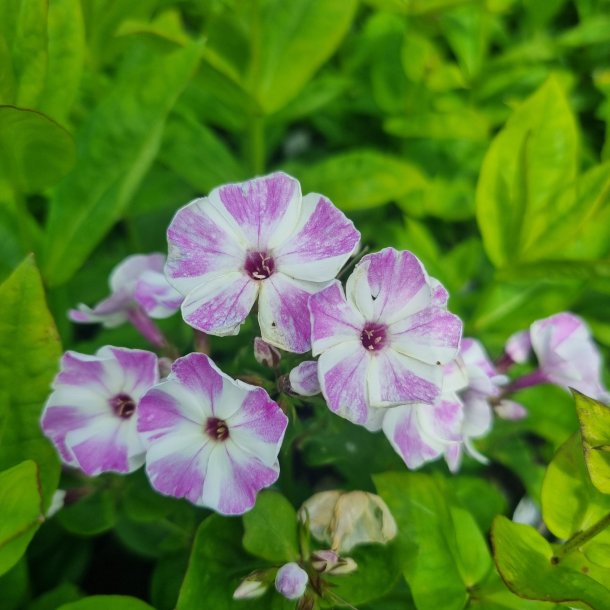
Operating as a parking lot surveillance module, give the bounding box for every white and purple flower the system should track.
[506,312,608,401]
[41,347,159,476]
[165,172,360,353]
[138,353,288,515]
[309,248,463,426]
[69,254,182,347]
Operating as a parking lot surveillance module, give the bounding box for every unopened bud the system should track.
[254,337,281,368]
[288,361,320,396]
[300,490,397,553]
[275,562,308,600]
[233,571,270,600]
[311,549,357,575]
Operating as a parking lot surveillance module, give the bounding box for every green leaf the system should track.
[574,391,610,494]
[26,583,82,610]
[0,256,61,506]
[476,76,579,267]
[42,41,202,286]
[242,490,299,562]
[0,106,75,193]
[56,489,116,536]
[159,112,248,194]
[58,596,155,610]
[0,461,44,577]
[375,472,491,610]
[0,558,30,610]
[177,514,276,610]
[0,0,48,107]
[38,0,86,123]
[541,433,610,542]
[492,515,610,609]
[246,0,358,113]
[293,150,428,211]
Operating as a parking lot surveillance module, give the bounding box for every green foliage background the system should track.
[1,0,610,608]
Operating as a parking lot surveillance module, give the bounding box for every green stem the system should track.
[555,512,610,560]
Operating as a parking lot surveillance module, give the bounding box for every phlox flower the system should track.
[69,254,182,347]
[309,247,463,425]
[506,312,608,400]
[138,353,288,515]
[165,172,360,353]
[41,347,159,476]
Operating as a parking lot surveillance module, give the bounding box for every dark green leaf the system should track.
[58,596,155,610]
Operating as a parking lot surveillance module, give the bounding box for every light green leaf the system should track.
[375,472,490,610]
[58,596,154,610]
[294,150,428,211]
[0,0,48,107]
[242,491,299,563]
[574,391,610,495]
[541,433,610,542]
[476,76,579,267]
[0,106,75,194]
[385,108,489,140]
[0,461,43,577]
[559,15,610,47]
[246,0,358,113]
[159,112,248,195]
[38,0,85,123]
[492,515,610,609]
[0,256,61,506]
[42,41,202,286]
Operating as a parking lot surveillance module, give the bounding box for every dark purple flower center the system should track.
[110,393,136,419]
[205,417,230,441]
[244,251,275,280]
[361,322,387,352]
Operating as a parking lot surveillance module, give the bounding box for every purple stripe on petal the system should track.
[274,193,360,282]
[369,349,441,407]
[215,172,301,250]
[55,352,109,392]
[258,274,319,353]
[70,423,130,476]
[99,346,158,398]
[418,397,464,443]
[166,199,245,293]
[181,272,259,336]
[389,307,462,365]
[318,342,370,425]
[169,353,224,407]
[309,281,363,356]
[352,248,431,323]
[382,405,442,470]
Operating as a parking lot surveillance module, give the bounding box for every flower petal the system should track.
[258,273,321,353]
[289,361,320,397]
[389,307,462,366]
[181,272,259,336]
[228,387,288,466]
[135,270,183,318]
[346,248,431,324]
[97,346,159,400]
[309,281,363,356]
[368,348,441,407]
[166,197,246,294]
[274,193,360,281]
[109,253,165,293]
[210,172,301,250]
[318,341,370,425]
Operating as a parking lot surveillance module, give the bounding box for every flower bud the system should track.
[275,562,308,600]
[311,549,357,575]
[288,361,321,396]
[233,571,270,600]
[254,337,281,368]
[299,490,397,553]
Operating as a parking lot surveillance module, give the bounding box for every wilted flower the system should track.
[311,549,357,575]
[505,312,608,400]
[309,248,462,425]
[275,563,308,600]
[69,254,182,347]
[254,337,281,368]
[288,361,320,397]
[299,490,397,553]
[41,347,158,476]
[138,353,288,515]
[165,172,360,353]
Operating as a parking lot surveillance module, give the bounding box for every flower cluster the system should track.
[42,172,609,519]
